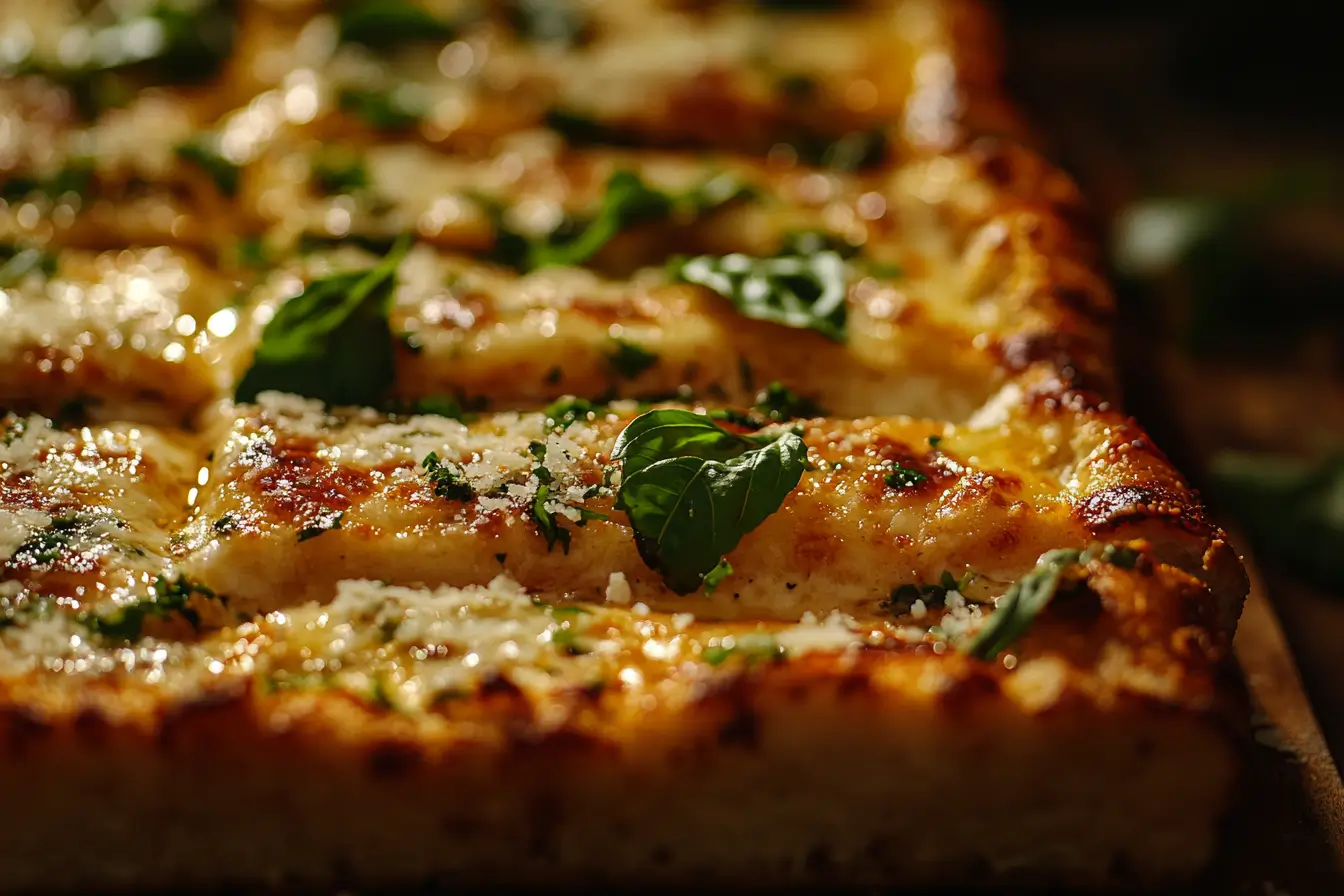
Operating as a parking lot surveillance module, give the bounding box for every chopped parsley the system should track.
[10,512,123,568]
[235,235,410,407]
[611,409,807,594]
[703,559,734,595]
[78,575,216,643]
[701,633,785,666]
[885,462,927,489]
[298,511,344,542]
[524,445,608,553]
[962,543,1137,661]
[884,570,973,614]
[607,338,659,379]
[422,452,473,502]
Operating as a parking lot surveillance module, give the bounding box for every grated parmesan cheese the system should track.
[605,571,632,605]
[0,415,58,473]
[0,508,54,563]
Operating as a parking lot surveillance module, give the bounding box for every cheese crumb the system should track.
[0,415,58,474]
[604,571,632,605]
[0,508,53,563]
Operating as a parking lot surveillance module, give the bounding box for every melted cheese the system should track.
[0,247,243,422]
[178,397,1102,620]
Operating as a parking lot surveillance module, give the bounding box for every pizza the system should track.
[0,1,1248,891]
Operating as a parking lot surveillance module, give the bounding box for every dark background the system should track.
[994,2,1344,762]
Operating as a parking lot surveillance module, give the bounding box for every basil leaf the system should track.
[338,1,457,49]
[494,170,753,272]
[674,246,848,341]
[965,549,1082,661]
[612,409,807,594]
[610,408,767,481]
[235,235,410,407]
[1211,451,1344,589]
[529,170,673,270]
[175,137,240,196]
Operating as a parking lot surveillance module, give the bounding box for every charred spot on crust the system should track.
[241,448,376,524]
[1075,485,1213,536]
[993,330,1104,393]
[368,740,423,778]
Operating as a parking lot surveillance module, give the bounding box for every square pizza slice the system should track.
[228,0,1025,156]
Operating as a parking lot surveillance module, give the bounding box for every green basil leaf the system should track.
[885,462,927,489]
[528,170,673,269]
[964,549,1082,661]
[610,408,765,481]
[493,170,754,272]
[338,1,457,49]
[235,234,410,407]
[674,246,848,341]
[612,409,806,594]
